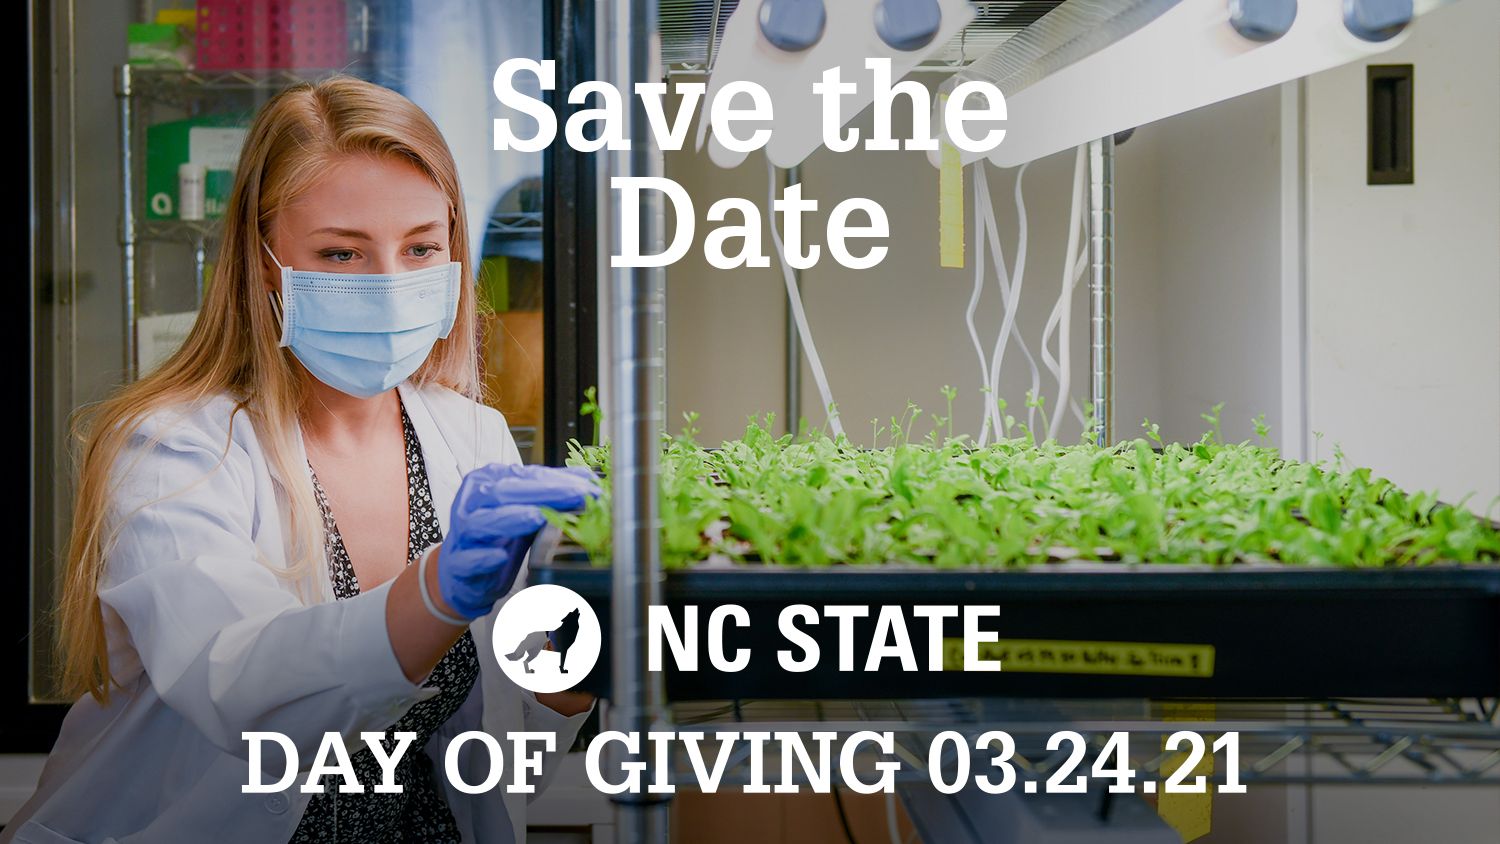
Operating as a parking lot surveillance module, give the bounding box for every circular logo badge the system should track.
[491,585,602,693]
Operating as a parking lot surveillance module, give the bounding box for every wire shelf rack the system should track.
[120,66,403,109]
[486,211,544,238]
[115,63,397,375]
[132,212,541,246]
[650,698,1500,788]
[132,218,222,245]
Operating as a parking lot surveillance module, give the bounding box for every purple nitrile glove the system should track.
[436,463,601,619]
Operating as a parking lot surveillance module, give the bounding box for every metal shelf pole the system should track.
[784,165,803,435]
[116,64,136,380]
[605,0,669,840]
[1087,135,1115,445]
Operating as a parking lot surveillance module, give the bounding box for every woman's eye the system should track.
[321,250,357,263]
[410,244,441,258]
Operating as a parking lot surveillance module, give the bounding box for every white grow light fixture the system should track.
[695,0,976,169]
[931,0,1456,168]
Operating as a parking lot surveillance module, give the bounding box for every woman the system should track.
[4,77,597,844]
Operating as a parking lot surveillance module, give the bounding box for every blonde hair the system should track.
[58,76,481,703]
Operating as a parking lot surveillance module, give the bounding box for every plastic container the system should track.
[530,528,1500,701]
[196,0,348,71]
[127,23,192,69]
[177,163,207,221]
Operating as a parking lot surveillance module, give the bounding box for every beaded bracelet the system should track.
[418,547,470,627]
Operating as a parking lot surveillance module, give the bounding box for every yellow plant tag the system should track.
[938,93,964,269]
[1158,702,1217,842]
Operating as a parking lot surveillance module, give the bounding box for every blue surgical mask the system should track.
[264,243,461,398]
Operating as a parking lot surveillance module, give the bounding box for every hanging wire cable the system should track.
[965,166,999,442]
[972,163,1044,444]
[978,161,1041,440]
[1040,144,1090,440]
[1009,163,1044,436]
[768,160,844,438]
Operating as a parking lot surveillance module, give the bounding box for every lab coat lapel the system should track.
[289,414,336,604]
[398,382,537,844]
[397,381,461,537]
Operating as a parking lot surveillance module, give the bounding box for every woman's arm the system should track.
[99,409,448,762]
[388,544,470,683]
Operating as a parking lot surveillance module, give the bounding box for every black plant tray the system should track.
[528,530,1500,700]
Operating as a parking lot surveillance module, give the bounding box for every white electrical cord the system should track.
[1040,145,1090,440]
[1061,248,1089,429]
[978,162,1041,441]
[1004,164,1044,436]
[965,166,998,443]
[1038,153,1080,417]
[768,160,845,439]
[970,163,1046,445]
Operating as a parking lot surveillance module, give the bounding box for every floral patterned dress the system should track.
[290,402,479,843]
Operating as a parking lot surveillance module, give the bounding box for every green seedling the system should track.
[549,389,1500,570]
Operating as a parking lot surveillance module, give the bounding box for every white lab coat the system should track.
[3,380,589,844]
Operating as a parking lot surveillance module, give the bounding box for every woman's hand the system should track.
[436,464,601,620]
[535,638,596,716]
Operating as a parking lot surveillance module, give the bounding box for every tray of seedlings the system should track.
[530,406,1500,700]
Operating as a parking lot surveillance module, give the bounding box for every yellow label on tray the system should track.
[941,638,1216,677]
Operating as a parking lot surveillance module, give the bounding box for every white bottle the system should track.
[178,162,207,221]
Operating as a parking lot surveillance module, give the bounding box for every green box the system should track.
[128,23,191,69]
[145,116,249,220]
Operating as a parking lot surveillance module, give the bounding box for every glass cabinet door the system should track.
[24,0,564,712]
